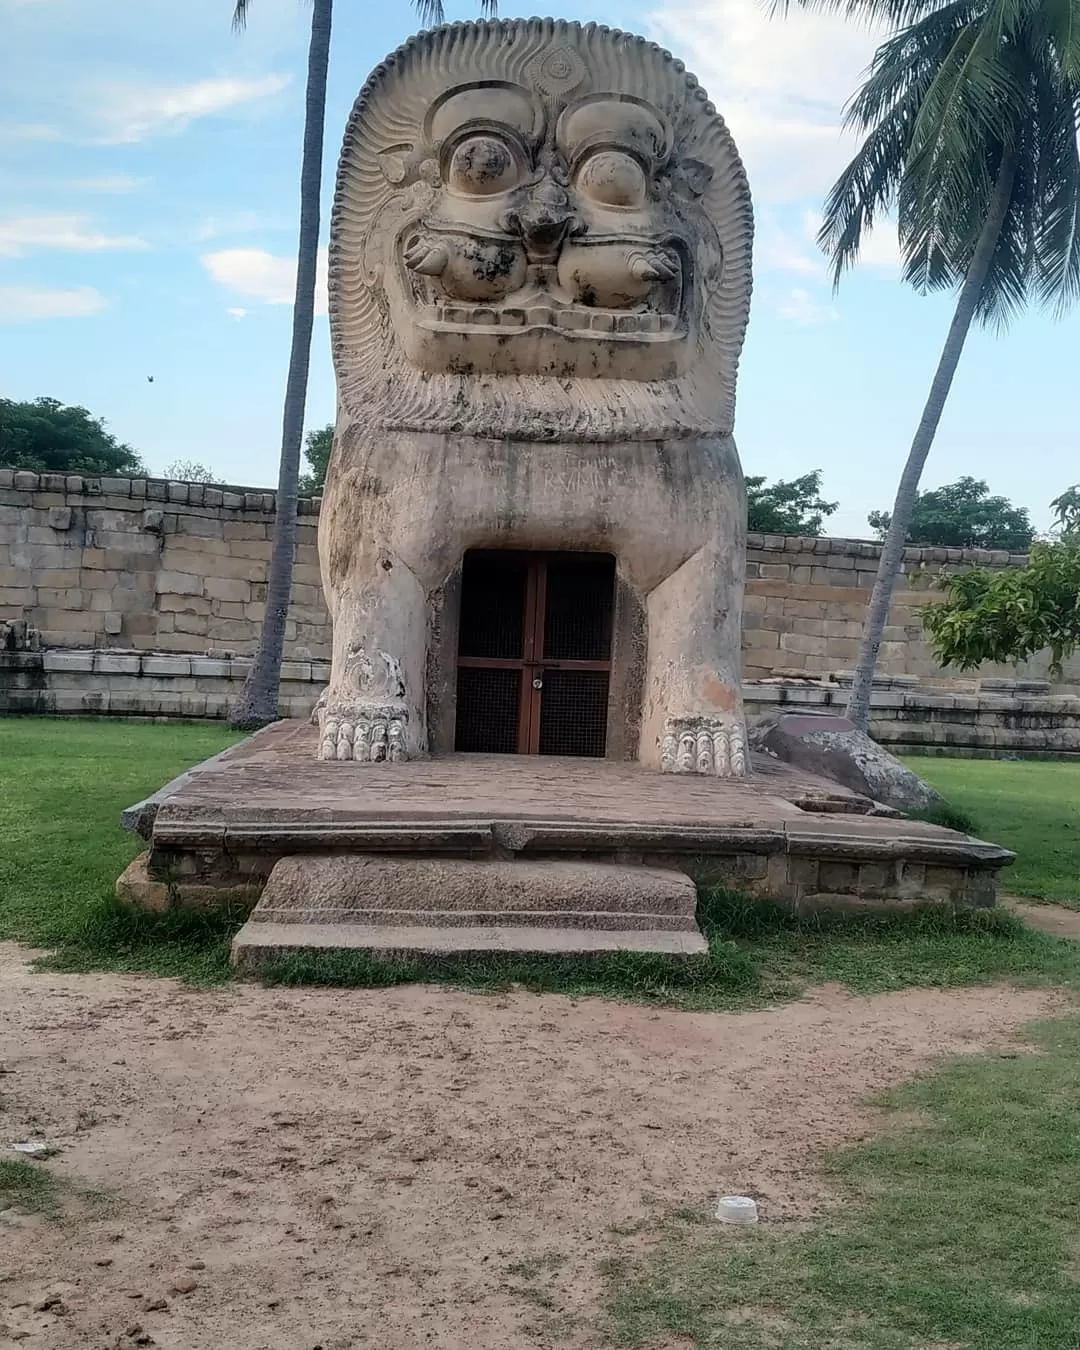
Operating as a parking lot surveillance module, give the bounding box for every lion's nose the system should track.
[503,179,581,263]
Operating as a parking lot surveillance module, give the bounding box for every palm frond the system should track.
[979,0,1031,50]
[232,0,250,32]
[819,112,911,279]
[1029,63,1080,311]
[857,4,981,99]
[908,19,1025,175]
[413,0,446,26]
[897,21,1028,297]
[820,4,988,282]
[772,0,958,31]
[1028,0,1080,87]
[976,133,1037,325]
[846,0,982,129]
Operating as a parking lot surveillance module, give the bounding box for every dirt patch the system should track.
[0,943,1062,1349]
[1004,897,1080,939]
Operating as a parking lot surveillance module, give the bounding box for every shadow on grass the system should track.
[254,916,763,1007]
[906,799,980,835]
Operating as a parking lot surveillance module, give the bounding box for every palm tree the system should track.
[228,0,332,728]
[782,0,1080,730]
[228,0,494,730]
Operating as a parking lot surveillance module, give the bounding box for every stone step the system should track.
[231,922,708,970]
[246,855,700,922]
[249,907,698,931]
[230,854,707,966]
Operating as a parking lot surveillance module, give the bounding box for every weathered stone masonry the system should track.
[0,469,327,659]
[2,468,1078,752]
[741,534,1079,687]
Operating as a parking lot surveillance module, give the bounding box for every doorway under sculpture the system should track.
[454,550,616,758]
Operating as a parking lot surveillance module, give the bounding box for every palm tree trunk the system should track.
[845,142,1020,731]
[229,0,333,729]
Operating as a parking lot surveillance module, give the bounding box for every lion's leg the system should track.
[638,547,748,778]
[314,543,428,763]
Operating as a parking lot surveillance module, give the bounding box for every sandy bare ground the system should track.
[1005,897,1080,940]
[0,943,1063,1350]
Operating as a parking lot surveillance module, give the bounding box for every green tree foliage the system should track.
[0,397,143,476]
[746,469,838,536]
[923,488,1080,672]
[782,0,1080,729]
[165,459,221,484]
[868,477,1034,550]
[298,424,332,496]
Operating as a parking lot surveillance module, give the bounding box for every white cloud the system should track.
[853,220,903,272]
[0,285,109,321]
[195,210,268,242]
[72,174,145,194]
[0,121,62,142]
[777,287,838,325]
[227,307,248,319]
[94,73,289,144]
[0,213,148,257]
[648,0,886,204]
[201,246,329,316]
[757,208,903,280]
[756,210,824,279]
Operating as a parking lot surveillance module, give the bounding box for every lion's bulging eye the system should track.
[576,151,647,208]
[448,136,520,196]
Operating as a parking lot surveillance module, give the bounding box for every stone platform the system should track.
[118,721,1014,969]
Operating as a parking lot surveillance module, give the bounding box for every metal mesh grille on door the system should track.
[537,669,609,757]
[454,667,521,753]
[458,553,527,660]
[544,556,615,661]
[454,550,614,757]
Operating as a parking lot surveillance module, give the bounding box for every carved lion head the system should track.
[331,20,753,442]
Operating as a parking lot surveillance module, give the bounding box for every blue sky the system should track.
[1,0,1076,537]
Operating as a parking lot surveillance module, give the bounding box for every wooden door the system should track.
[455,551,615,756]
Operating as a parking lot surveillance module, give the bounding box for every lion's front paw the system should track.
[316,644,415,763]
[659,716,748,777]
[317,703,409,762]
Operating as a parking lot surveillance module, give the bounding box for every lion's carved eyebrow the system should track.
[556,96,670,166]
[425,83,542,147]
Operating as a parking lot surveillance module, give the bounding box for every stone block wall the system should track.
[743,679,1080,757]
[0,469,329,660]
[2,470,1077,694]
[0,649,326,721]
[742,533,1080,690]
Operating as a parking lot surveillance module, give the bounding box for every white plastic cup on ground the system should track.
[716,1194,758,1224]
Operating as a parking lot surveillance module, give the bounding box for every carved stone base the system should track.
[317,701,409,762]
[314,644,416,762]
[123,723,1014,929]
[659,716,748,777]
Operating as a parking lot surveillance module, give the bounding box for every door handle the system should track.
[532,676,543,689]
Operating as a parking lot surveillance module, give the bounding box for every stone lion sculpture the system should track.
[316,18,754,773]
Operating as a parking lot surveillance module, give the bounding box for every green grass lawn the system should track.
[909,756,1080,903]
[0,717,244,981]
